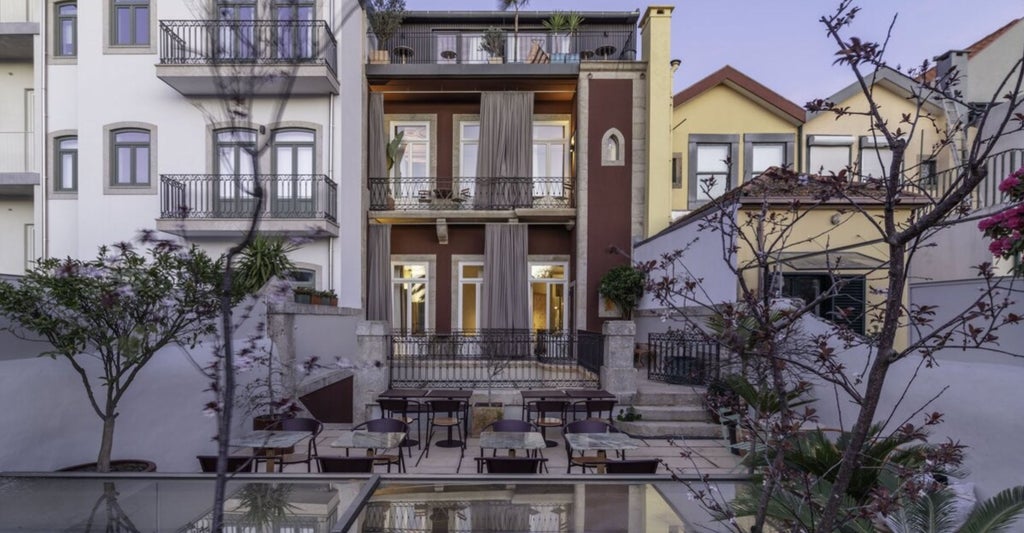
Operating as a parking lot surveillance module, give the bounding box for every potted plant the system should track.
[319,289,338,306]
[542,11,583,62]
[480,27,506,64]
[366,0,406,64]
[598,265,646,319]
[233,235,297,300]
[293,286,315,304]
[0,242,222,472]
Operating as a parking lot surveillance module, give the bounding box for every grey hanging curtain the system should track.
[475,91,534,208]
[368,92,388,208]
[482,223,529,330]
[366,224,391,322]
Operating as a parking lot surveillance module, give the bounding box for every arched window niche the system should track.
[601,128,625,166]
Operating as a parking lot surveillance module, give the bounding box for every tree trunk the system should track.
[97,413,116,473]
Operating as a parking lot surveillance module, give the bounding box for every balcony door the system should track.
[274,0,314,60]
[214,129,257,217]
[216,0,256,60]
[272,129,315,217]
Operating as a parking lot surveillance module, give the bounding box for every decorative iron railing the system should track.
[924,148,1024,211]
[388,329,601,389]
[160,174,337,222]
[369,177,573,211]
[366,29,636,65]
[159,19,337,74]
[647,331,720,386]
[362,501,570,533]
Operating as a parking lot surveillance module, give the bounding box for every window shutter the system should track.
[831,276,865,335]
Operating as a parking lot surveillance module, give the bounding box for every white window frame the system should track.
[391,260,431,335]
[532,120,570,178]
[390,120,431,179]
[456,260,484,332]
[858,135,899,181]
[807,134,854,176]
[687,134,738,206]
[528,261,569,332]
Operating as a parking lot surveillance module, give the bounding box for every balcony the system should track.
[157,174,338,237]
[365,28,636,78]
[927,148,1024,211]
[369,176,574,221]
[0,1,38,61]
[156,20,338,96]
[0,131,37,196]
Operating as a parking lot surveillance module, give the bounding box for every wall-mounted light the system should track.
[670,58,681,74]
[569,132,576,153]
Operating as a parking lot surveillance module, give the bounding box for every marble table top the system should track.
[479,431,547,450]
[564,432,642,452]
[228,430,309,450]
[330,430,406,449]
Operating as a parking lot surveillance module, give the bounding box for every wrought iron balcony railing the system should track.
[369,176,573,211]
[925,148,1024,211]
[367,29,636,65]
[159,19,337,74]
[160,174,336,222]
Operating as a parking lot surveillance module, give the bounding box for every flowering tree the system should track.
[0,240,222,472]
[979,167,1024,273]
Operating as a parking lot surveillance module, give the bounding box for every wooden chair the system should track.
[197,455,253,473]
[572,399,617,423]
[528,400,568,448]
[269,417,322,473]
[378,398,422,457]
[317,456,376,473]
[425,399,467,458]
[564,419,613,473]
[475,456,548,474]
[605,459,660,474]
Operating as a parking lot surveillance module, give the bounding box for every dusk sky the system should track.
[403,0,1023,106]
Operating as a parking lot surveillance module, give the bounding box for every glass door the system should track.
[214,129,257,217]
[274,0,314,60]
[272,129,315,217]
[216,0,256,60]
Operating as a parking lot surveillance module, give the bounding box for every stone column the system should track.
[353,320,390,424]
[601,320,637,403]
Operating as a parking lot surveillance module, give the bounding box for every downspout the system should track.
[796,124,803,174]
[40,1,49,260]
[327,0,337,292]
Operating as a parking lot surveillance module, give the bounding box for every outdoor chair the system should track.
[317,456,376,473]
[352,418,409,473]
[378,398,422,457]
[480,419,542,461]
[565,419,613,473]
[425,399,468,458]
[527,400,568,448]
[572,399,617,423]
[196,455,253,473]
[605,459,660,474]
[265,417,322,473]
[475,456,548,474]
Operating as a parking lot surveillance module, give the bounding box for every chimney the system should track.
[640,5,674,237]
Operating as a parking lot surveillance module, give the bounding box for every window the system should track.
[744,134,794,180]
[216,0,256,60]
[214,129,256,214]
[272,129,315,215]
[457,262,483,332]
[391,122,430,179]
[458,121,479,196]
[601,128,625,167]
[920,158,938,187]
[807,135,853,176]
[286,268,316,290]
[672,152,682,189]
[274,0,315,59]
[111,129,151,186]
[392,263,428,335]
[529,262,568,332]
[688,134,738,205]
[782,274,865,335]
[533,122,568,197]
[858,136,895,181]
[111,0,150,47]
[56,2,77,57]
[55,136,78,192]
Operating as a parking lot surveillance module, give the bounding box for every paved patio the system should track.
[267,425,744,476]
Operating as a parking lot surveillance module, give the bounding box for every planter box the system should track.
[369,50,389,64]
[294,293,312,304]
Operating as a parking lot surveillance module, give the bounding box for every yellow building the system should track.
[669,65,805,218]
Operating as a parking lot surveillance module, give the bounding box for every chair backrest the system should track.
[605,459,660,474]
[318,456,376,473]
[197,455,251,473]
[486,419,533,432]
[428,399,464,414]
[565,419,612,434]
[378,398,410,413]
[278,417,322,436]
[359,417,408,433]
[586,400,617,414]
[480,457,547,474]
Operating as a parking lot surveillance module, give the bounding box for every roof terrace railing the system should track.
[369,176,574,211]
[160,174,337,223]
[367,29,636,65]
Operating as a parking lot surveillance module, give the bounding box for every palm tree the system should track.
[497,0,528,62]
[884,485,1024,533]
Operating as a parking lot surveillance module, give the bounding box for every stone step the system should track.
[614,420,722,439]
[633,390,706,406]
[632,405,708,422]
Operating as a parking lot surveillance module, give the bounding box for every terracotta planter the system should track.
[294,293,311,304]
[369,50,389,64]
[58,459,157,473]
[310,294,323,305]
[488,56,504,64]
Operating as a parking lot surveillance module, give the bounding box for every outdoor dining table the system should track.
[520,389,567,419]
[564,389,616,400]
[228,430,310,473]
[564,432,643,474]
[478,430,546,457]
[378,388,429,399]
[330,430,406,457]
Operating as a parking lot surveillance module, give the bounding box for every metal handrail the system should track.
[159,19,337,75]
[924,148,1024,211]
[368,176,574,211]
[160,174,337,222]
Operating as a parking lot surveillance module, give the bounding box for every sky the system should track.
[403,0,1024,106]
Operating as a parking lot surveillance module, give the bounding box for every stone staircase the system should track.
[613,383,722,439]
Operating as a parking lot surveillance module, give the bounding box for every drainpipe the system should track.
[40,1,49,260]
[796,124,803,173]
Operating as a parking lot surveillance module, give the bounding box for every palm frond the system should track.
[958,485,1024,533]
